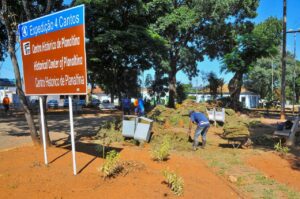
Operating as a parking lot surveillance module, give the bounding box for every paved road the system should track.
[0,112,119,151]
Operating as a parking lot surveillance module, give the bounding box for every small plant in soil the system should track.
[162,169,184,196]
[274,140,289,155]
[151,136,171,161]
[97,120,123,157]
[99,150,122,178]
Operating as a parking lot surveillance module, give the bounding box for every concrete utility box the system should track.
[207,108,215,121]
[122,115,138,138]
[215,108,225,123]
[134,117,153,142]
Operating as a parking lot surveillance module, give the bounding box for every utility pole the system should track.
[293,32,296,115]
[270,56,274,101]
[280,0,287,120]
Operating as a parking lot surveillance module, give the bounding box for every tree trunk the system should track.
[168,69,176,108]
[7,34,40,146]
[110,89,115,104]
[228,72,243,111]
[280,0,287,120]
[2,0,55,147]
[1,2,40,146]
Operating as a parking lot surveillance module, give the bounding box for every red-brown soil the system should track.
[248,152,300,192]
[0,145,240,199]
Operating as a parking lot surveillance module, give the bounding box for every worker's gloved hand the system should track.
[187,135,193,143]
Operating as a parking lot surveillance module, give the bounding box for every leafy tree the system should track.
[285,54,300,104]
[222,17,282,110]
[0,0,64,146]
[175,82,186,104]
[182,83,196,94]
[244,56,281,100]
[75,0,166,102]
[218,78,225,97]
[244,51,300,103]
[207,72,221,100]
[151,0,259,108]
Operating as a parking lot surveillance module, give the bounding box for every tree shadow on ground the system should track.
[58,142,123,174]
[7,132,30,137]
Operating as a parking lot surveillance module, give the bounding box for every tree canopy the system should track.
[150,0,259,107]
[245,52,300,103]
[75,0,167,101]
[222,17,282,110]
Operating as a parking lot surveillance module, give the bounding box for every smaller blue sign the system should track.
[19,5,84,40]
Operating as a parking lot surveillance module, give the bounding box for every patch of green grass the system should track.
[278,185,300,199]
[262,188,276,199]
[244,185,255,193]
[195,147,300,198]
[236,176,247,186]
[208,160,228,171]
[274,140,290,155]
[255,174,276,186]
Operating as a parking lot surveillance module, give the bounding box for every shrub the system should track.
[99,150,122,178]
[151,136,171,161]
[274,140,289,154]
[163,169,184,196]
[187,95,196,100]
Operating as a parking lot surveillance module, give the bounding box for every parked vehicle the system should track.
[91,99,100,107]
[77,99,86,107]
[47,99,58,109]
[63,99,69,107]
[63,98,86,108]
[99,101,116,111]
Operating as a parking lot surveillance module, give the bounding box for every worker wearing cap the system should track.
[188,110,210,150]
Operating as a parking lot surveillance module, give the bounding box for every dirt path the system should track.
[0,145,240,199]
[247,152,300,192]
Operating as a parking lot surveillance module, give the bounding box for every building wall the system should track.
[190,93,260,109]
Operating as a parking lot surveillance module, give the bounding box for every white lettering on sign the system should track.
[63,55,83,67]
[59,14,80,28]
[34,74,84,88]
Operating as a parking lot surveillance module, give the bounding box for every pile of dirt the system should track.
[147,99,208,150]
[147,99,207,125]
[223,109,250,138]
[147,99,250,140]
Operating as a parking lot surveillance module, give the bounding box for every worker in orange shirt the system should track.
[133,98,139,115]
[2,95,10,113]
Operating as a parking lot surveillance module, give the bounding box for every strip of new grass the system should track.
[196,148,300,199]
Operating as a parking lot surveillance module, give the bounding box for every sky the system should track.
[1,0,300,87]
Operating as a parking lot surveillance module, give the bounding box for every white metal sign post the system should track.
[69,96,77,175]
[39,96,48,165]
[19,5,87,175]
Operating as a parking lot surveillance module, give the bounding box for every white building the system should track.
[189,86,260,109]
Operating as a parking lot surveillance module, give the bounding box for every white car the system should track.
[99,102,116,111]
